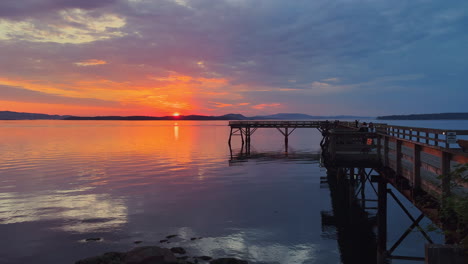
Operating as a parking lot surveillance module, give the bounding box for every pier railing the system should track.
[376,125,468,148]
[228,120,323,127]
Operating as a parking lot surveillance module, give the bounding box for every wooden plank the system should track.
[451,154,468,164]
[384,136,389,166]
[396,140,402,176]
[441,152,451,197]
[421,161,441,175]
[402,153,414,163]
[402,141,415,148]
[421,145,443,158]
[413,144,421,189]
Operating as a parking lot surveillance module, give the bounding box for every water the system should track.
[0,120,466,264]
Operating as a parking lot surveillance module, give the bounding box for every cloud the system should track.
[75,59,108,66]
[212,102,233,108]
[0,9,126,44]
[252,103,281,110]
[0,0,119,19]
[322,78,339,83]
[0,0,467,115]
[0,84,120,107]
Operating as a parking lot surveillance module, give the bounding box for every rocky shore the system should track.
[75,245,248,264]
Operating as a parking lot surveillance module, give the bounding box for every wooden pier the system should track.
[228,120,468,263]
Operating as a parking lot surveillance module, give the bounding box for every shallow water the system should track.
[1,120,465,264]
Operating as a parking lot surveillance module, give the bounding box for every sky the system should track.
[0,0,467,117]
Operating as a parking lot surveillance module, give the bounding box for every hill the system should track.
[63,113,249,120]
[1,111,370,121]
[252,113,373,120]
[0,111,68,120]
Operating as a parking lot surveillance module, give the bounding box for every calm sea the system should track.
[0,120,467,264]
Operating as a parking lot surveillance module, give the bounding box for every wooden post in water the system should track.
[228,127,233,145]
[377,177,388,264]
[360,168,366,208]
[240,128,244,145]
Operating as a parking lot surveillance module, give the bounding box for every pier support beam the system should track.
[377,177,388,264]
[276,127,296,153]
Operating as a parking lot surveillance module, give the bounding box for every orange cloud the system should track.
[0,70,238,116]
[74,59,108,66]
[212,102,233,108]
[252,103,281,110]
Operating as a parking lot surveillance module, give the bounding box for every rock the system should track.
[85,238,102,242]
[125,246,178,264]
[196,256,212,261]
[166,235,178,239]
[170,247,186,254]
[74,245,249,264]
[160,239,168,243]
[190,238,197,241]
[210,258,248,264]
[75,252,124,264]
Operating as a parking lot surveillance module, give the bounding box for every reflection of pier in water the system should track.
[228,144,321,165]
[322,167,439,263]
[228,120,468,263]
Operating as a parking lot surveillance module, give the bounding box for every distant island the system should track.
[0,111,372,121]
[377,113,468,120]
[5,110,468,121]
[0,111,68,120]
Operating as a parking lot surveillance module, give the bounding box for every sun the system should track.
[173,112,180,117]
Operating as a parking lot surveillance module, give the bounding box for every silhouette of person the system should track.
[359,122,368,132]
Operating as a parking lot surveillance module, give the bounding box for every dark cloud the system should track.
[0,0,118,18]
[99,0,468,90]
